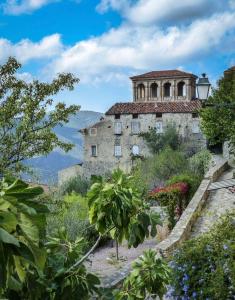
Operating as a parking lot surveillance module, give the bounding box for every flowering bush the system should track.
[149,182,189,229]
[168,213,235,299]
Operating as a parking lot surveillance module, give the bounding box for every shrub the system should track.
[167,173,201,202]
[115,249,171,300]
[153,148,187,181]
[59,175,90,196]
[140,123,181,154]
[149,182,189,229]
[168,212,235,299]
[189,149,212,178]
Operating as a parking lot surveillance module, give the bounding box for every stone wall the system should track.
[81,113,206,179]
[100,156,228,288]
[223,141,235,163]
[58,164,83,185]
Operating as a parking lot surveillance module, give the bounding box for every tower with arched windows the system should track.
[131,70,197,102]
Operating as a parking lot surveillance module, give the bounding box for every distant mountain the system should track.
[24,111,103,184]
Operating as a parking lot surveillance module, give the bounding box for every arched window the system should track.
[150,83,158,98]
[178,81,186,97]
[137,83,145,99]
[164,82,171,97]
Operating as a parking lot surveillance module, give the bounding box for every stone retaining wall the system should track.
[101,156,228,288]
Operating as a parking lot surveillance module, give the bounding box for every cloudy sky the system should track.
[0,0,235,112]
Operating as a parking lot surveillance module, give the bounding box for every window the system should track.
[132,145,140,156]
[164,82,172,97]
[192,113,199,118]
[132,113,138,119]
[137,83,145,99]
[156,121,163,133]
[150,83,158,98]
[177,81,186,97]
[114,122,122,134]
[89,128,97,136]
[115,114,120,119]
[131,121,140,134]
[114,145,122,157]
[192,120,200,133]
[156,113,162,118]
[91,145,97,157]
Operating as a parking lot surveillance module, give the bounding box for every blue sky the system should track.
[0,0,235,112]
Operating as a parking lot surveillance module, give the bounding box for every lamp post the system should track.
[197,73,211,100]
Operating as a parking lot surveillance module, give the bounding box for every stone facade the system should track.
[58,69,206,182]
[80,112,205,179]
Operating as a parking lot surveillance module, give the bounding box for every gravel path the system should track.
[86,236,159,280]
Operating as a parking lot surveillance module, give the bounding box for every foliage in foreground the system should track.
[115,249,171,300]
[0,178,47,296]
[0,178,100,299]
[0,57,80,174]
[200,69,235,153]
[20,228,100,300]
[168,212,235,299]
[87,169,162,249]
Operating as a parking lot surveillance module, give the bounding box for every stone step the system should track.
[208,178,235,191]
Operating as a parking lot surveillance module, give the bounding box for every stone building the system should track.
[58,70,206,183]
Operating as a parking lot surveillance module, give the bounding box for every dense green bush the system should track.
[59,175,90,196]
[139,123,181,154]
[46,192,101,251]
[153,147,187,181]
[168,212,235,299]
[131,147,188,194]
[189,149,212,178]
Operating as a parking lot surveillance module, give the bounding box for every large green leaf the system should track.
[0,228,20,246]
[0,211,17,232]
[19,213,39,244]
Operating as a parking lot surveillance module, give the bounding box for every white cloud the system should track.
[97,0,231,25]
[0,34,63,63]
[2,0,58,15]
[47,12,235,82]
[96,0,131,14]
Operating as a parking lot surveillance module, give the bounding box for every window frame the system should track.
[114,145,122,157]
[156,121,163,134]
[91,145,97,157]
[114,121,122,135]
[131,121,141,135]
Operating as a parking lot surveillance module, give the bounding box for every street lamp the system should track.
[197,73,211,100]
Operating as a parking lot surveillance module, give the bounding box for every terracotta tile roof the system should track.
[106,101,202,115]
[225,66,235,72]
[130,70,197,80]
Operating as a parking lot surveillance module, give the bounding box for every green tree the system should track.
[115,249,171,300]
[0,177,48,297]
[139,123,181,154]
[0,57,80,174]
[200,69,235,152]
[87,169,161,260]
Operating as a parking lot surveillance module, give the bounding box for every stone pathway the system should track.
[86,236,159,286]
[191,167,235,237]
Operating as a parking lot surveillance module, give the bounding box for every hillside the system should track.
[24,110,103,184]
